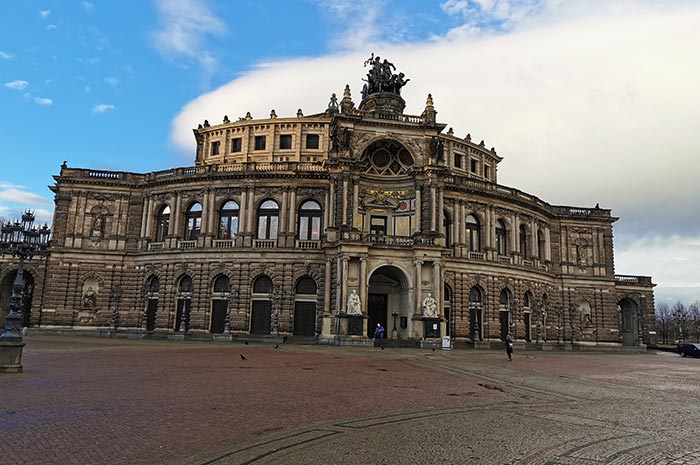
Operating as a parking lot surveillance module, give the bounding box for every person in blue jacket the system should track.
[373,323,385,348]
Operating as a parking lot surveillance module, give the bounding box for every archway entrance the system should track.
[618,298,639,346]
[367,266,410,339]
[1,270,35,328]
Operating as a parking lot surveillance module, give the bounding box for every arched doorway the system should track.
[367,266,410,339]
[499,288,512,341]
[618,298,639,346]
[251,276,272,334]
[293,277,317,336]
[0,270,34,328]
[210,275,230,334]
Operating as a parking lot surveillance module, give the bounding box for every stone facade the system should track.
[0,69,655,347]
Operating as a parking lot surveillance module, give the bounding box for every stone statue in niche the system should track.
[575,239,588,268]
[83,286,98,308]
[422,293,438,318]
[92,215,104,237]
[346,289,362,315]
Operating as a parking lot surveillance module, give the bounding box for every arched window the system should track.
[499,289,510,306]
[469,286,482,303]
[466,214,480,252]
[147,276,160,295]
[253,276,273,294]
[519,224,528,258]
[213,275,230,294]
[523,291,533,308]
[156,206,170,242]
[185,203,202,240]
[257,200,279,240]
[295,277,317,295]
[218,200,239,239]
[537,229,546,259]
[178,275,193,295]
[495,219,507,256]
[443,210,451,247]
[298,200,322,241]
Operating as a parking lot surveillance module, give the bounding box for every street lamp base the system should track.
[0,340,25,373]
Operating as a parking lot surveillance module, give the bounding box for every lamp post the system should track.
[470,302,480,343]
[109,285,122,331]
[271,285,283,336]
[569,303,577,345]
[555,304,564,344]
[675,306,685,345]
[391,311,398,339]
[534,300,544,344]
[0,211,50,373]
[509,298,518,340]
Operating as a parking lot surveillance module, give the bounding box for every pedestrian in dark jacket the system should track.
[505,333,514,361]
[373,323,385,348]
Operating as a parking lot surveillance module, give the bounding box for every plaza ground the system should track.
[2,336,699,465]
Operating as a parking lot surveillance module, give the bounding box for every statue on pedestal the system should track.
[347,290,362,315]
[422,293,438,318]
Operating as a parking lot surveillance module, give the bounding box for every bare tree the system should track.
[671,301,689,344]
[655,302,673,345]
[689,301,700,343]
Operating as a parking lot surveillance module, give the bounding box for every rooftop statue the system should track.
[361,53,410,100]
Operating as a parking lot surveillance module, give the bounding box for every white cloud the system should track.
[82,2,94,11]
[151,0,226,75]
[39,10,51,18]
[0,51,13,59]
[92,103,115,114]
[34,97,53,105]
[104,76,119,86]
[4,80,29,91]
[0,182,54,224]
[47,24,57,30]
[313,0,387,50]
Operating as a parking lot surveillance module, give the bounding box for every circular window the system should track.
[372,149,391,168]
[398,149,413,167]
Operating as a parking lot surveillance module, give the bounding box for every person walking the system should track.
[373,323,385,348]
[505,333,514,361]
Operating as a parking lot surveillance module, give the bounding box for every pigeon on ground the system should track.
[432,347,436,352]
[273,344,279,349]
[244,341,249,345]
[240,354,247,361]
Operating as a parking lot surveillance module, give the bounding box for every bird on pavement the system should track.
[244,341,249,345]
[273,344,279,349]
[240,354,247,361]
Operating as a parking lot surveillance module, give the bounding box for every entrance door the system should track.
[146,299,157,331]
[251,300,271,334]
[175,299,190,332]
[367,293,388,337]
[500,311,510,340]
[293,301,316,336]
[211,300,227,334]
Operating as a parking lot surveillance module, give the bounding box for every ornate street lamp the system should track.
[469,302,480,343]
[109,285,123,330]
[509,298,518,340]
[534,300,544,344]
[555,304,564,344]
[0,211,50,373]
[0,211,51,339]
[569,303,577,344]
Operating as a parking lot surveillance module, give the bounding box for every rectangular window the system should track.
[254,135,266,151]
[370,216,387,236]
[211,141,220,155]
[470,159,478,173]
[279,134,292,150]
[305,134,320,149]
[231,137,242,152]
[454,153,462,168]
[484,165,491,179]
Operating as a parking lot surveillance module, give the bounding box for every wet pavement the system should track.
[1,336,699,465]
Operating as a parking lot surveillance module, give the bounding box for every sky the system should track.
[1,0,699,306]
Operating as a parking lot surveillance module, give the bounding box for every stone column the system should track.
[359,258,367,314]
[239,190,248,234]
[438,187,444,235]
[173,192,183,238]
[414,260,423,317]
[280,189,288,235]
[201,190,209,236]
[352,178,359,230]
[336,256,342,315]
[510,213,517,253]
[531,218,538,258]
[143,196,153,240]
[430,185,437,231]
[329,180,335,228]
[414,187,422,234]
[483,207,492,250]
[545,226,551,261]
[324,260,332,315]
[247,187,255,234]
[288,189,297,236]
[208,190,216,237]
[342,176,349,226]
[341,256,349,315]
[433,262,442,314]
[324,189,330,232]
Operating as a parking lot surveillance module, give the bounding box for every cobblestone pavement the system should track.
[2,336,699,465]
